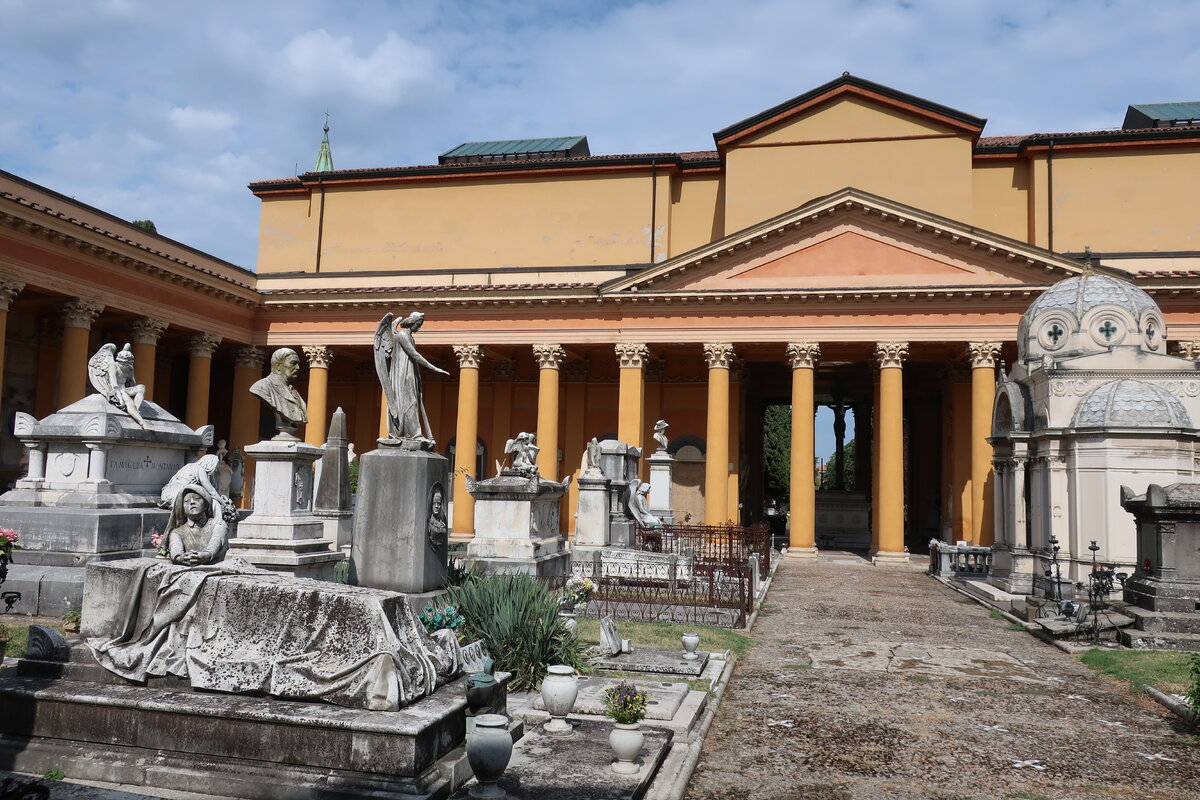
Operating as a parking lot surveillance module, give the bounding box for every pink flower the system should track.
[150,533,164,548]
[0,528,18,545]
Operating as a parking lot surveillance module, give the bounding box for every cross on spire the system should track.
[313,114,333,173]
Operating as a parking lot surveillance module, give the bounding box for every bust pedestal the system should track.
[647,449,674,526]
[464,471,572,576]
[226,437,342,580]
[571,469,610,559]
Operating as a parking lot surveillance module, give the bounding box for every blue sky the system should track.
[2,0,1198,272]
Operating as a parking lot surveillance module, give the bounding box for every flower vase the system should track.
[681,632,700,660]
[558,610,578,634]
[539,665,578,735]
[609,722,644,774]
[466,713,512,799]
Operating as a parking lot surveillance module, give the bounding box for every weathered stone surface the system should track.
[587,648,709,677]
[26,625,70,662]
[2,564,86,615]
[466,473,569,560]
[314,407,351,513]
[532,675,688,721]
[351,446,449,593]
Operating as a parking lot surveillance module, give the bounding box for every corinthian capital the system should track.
[615,343,650,369]
[1174,341,1200,360]
[874,341,909,369]
[532,344,565,370]
[0,279,25,310]
[303,345,334,369]
[786,342,820,369]
[703,343,736,369]
[61,299,104,329]
[967,341,1002,369]
[453,345,483,369]
[188,333,222,358]
[234,345,265,371]
[130,317,168,345]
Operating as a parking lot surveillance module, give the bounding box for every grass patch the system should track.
[1079,648,1195,695]
[574,618,751,660]
[783,663,811,670]
[906,674,935,683]
[1016,687,1051,696]
[1005,623,1027,632]
[1006,792,1052,800]
[988,608,1005,619]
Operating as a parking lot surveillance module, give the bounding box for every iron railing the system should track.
[635,522,772,574]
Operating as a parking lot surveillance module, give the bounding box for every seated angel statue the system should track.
[88,343,147,427]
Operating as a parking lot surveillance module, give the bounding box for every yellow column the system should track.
[0,280,24,403]
[58,299,104,406]
[302,345,333,445]
[230,345,264,507]
[871,371,880,547]
[874,342,909,565]
[185,333,222,430]
[452,345,482,535]
[533,344,565,479]
[129,317,168,403]
[616,343,649,451]
[727,363,743,522]
[379,390,389,438]
[563,360,589,536]
[787,343,820,555]
[968,342,1002,547]
[703,343,734,524]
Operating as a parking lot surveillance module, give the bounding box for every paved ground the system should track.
[684,555,1200,800]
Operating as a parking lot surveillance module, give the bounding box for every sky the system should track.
[3,0,1199,274]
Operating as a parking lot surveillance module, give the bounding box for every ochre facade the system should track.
[5,75,1200,557]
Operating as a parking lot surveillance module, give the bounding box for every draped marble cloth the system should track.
[88,558,464,711]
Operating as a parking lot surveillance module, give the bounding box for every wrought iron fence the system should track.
[634,522,773,574]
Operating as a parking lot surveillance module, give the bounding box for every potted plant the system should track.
[0,623,10,666]
[602,680,649,774]
[61,612,81,634]
[560,574,596,614]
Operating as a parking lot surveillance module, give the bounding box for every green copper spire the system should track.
[313,117,333,173]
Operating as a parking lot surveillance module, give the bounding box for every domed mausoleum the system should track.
[991,272,1200,595]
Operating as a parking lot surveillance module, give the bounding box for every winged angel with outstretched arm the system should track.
[373,312,449,443]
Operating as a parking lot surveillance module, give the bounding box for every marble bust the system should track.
[250,347,308,437]
[166,486,228,566]
[653,420,669,452]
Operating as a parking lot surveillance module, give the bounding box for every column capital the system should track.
[188,333,222,358]
[786,342,821,369]
[0,279,25,310]
[967,341,1002,369]
[453,344,483,369]
[303,345,334,369]
[563,359,590,382]
[61,299,104,329]
[532,343,565,370]
[874,341,909,369]
[703,342,736,369]
[1174,340,1200,360]
[233,345,265,370]
[615,342,650,369]
[492,358,517,381]
[130,317,168,345]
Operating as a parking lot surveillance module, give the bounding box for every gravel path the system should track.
[684,556,1200,800]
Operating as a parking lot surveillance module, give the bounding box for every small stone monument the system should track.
[573,437,610,556]
[600,439,642,547]
[350,312,451,593]
[227,348,341,580]
[646,420,674,526]
[313,407,353,550]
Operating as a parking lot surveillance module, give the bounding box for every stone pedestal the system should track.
[350,444,449,593]
[647,449,674,526]
[464,471,571,576]
[572,469,610,557]
[599,440,641,548]
[227,438,341,580]
[314,407,354,550]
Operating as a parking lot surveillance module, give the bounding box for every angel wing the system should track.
[87,343,117,399]
[504,437,518,455]
[373,313,398,433]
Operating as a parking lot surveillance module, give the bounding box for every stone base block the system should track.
[222,537,343,581]
[786,546,819,560]
[1124,575,1200,613]
[587,648,709,677]
[0,507,167,566]
[0,564,85,616]
[316,509,354,549]
[1120,628,1200,651]
[0,669,508,800]
[871,550,911,567]
[460,550,572,577]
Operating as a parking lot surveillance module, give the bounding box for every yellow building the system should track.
[5,75,1200,560]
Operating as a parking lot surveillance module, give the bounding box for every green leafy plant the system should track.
[43,768,65,781]
[1187,652,1200,714]
[0,623,11,645]
[602,681,649,725]
[446,558,478,587]
[348,460,360,494]
[449,573,586,691]
[61,611,81,632]
[418,604,464,636]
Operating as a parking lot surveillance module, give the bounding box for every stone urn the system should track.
[681,632,700,660]
[558,610,578,634]
[609,722,644,774]
[466,713,512,799]
[540,664,578,735]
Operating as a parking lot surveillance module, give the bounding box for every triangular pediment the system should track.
[601,188,1090,297]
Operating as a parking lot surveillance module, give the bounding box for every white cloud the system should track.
[169,106,239,133]
[272,29,440,105]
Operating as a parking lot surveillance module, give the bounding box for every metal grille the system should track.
[635,522,772,574]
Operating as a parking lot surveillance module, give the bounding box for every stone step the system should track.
[1120,628,1200,651]
[954,579,1022,612]
[1119,605,1200,634]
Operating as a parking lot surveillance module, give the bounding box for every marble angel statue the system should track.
[504,431,539,476]
[374,312,449,445]
[627,479,662,528]
[88,343,147,427]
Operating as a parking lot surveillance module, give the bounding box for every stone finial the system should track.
[303,345,334,369]
[1174,341,1200,360]
[492,358,517,381]
[453,344,483,369]
[234,345,265,371]
[188,333,222,358]
[532,344,565,370]
[61,299,104,329]
[130,317,168,345]
[967,341,1002,369]
[563,359,590,382]
[0,278,25,310]
[703,342,736,369]
[874,341,909,369]
[615,343,650,369]
[786,342,820,369]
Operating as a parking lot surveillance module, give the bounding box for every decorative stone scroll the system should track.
[234,345,265,371]
[532,343,566,370]
[61,299,104,329]
[188,333,222,359]
[874,341,909,369]
[786,342,820,369]
[129,317,168,345]
[303,345,334,370]
[615,343,650,369]
[703,342,735,369]
[453,344,483,369]
[1174,341,1200,360]
[0,279,25,310]
[967,341,1002,369]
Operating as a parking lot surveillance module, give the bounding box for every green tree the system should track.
[762,404,791,500]
[131,219,157,234]
[819,439,856,491]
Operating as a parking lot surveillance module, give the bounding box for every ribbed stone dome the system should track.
[1019,273,1166,362]
[1071,379,1190,429]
